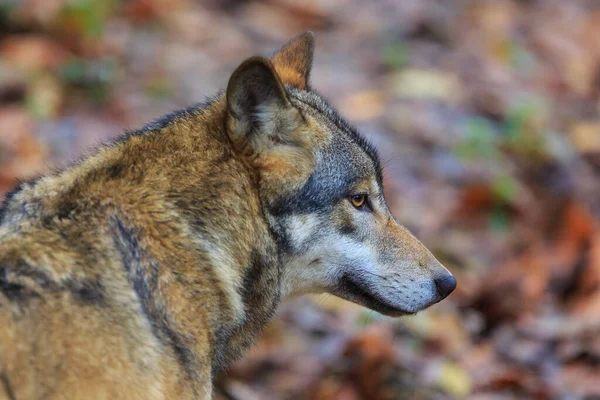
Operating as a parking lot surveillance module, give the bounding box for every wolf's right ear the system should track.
[270,31,315,89]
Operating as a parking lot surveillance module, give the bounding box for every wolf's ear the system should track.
[270,31,315,89]
[226,56,306,151]
[226,56,315,196]
[226,56,294,141]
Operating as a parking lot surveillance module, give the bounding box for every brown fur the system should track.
[0,54,289,400]
[0,93,263,398]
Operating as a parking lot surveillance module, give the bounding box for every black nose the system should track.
[434,274,457,298]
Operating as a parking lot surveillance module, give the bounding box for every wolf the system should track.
[0,32,456,399]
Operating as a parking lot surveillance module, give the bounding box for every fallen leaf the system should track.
[392,68,462,103]
[569,122,600,154]
[0,36,69,72]
[561,362,600,397]
[437,361,472,398]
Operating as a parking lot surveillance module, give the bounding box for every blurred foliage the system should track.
[382,41,409,70]
[57,57,118,104]
[57,0,115,38]
[456,117,499,161]
[503,100,548,159]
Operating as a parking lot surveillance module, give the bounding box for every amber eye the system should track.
[349,194,367,209]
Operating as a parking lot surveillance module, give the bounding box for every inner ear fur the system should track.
[226,57,292,142]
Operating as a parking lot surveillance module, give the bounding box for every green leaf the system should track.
[455,117,499,161]
[60,0,115,38]
[491,174,519,203]
[489,206,510,231]
[382,42,409,69]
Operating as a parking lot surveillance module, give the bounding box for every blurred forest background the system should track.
[1,0,600,398]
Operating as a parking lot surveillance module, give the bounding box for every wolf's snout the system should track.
[434,274,457,298]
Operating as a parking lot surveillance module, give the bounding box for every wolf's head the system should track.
[225,32,456,316]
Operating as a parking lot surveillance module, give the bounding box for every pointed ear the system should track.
[270,31,315,90]
[226,56,295,143]
[226,56,315,199]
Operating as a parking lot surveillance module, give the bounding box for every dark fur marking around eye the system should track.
[268,158,361,217]
[268,173,341,216]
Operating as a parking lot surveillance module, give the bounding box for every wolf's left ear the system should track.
[226,56,315,196]
[227,56,292,140]
[226,56,305,150]
[270,31,315,89]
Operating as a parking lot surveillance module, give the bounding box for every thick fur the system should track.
[0,32,455,399]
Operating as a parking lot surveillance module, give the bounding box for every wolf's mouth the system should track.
[338,275,415,317]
